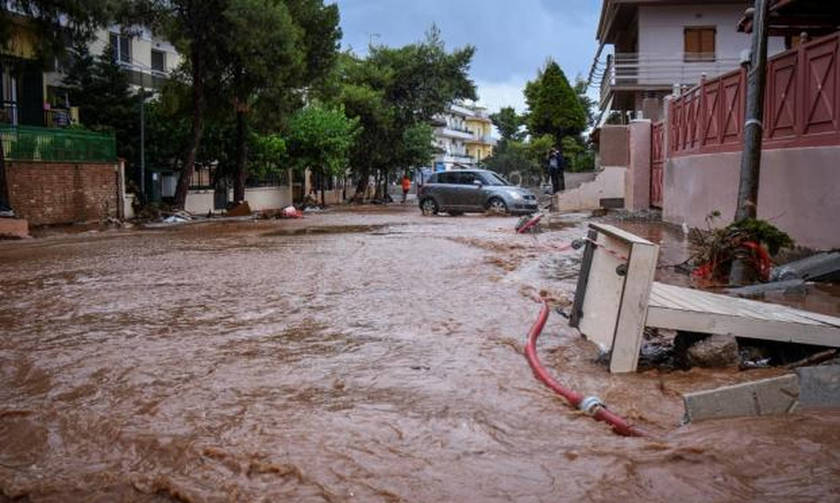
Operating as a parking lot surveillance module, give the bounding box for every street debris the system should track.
[771,251,840,283]
[227,201,252,217]
[688,216,793,283]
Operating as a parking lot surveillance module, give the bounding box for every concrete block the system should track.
[0,218,29,239]
[797,365,840,409]
[683,374,800,423]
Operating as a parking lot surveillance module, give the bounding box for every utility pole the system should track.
[730,0,771,285]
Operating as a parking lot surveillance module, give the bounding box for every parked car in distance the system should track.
[417,169,538,216]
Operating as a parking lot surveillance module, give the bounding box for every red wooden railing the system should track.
[650,121,665,208]
[670,32,840,157]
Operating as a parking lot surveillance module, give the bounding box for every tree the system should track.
[285,104,359,205]
[333,28,476,199]
[490,106,525,143]
[524,60,587,146]
[62,41,140,168]
[220,0,299,202]
[138,0,229,209]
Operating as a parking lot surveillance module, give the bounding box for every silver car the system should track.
[417,169,538,216]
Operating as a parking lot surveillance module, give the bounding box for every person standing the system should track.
[401,174,411,203]
[548,147,566,194]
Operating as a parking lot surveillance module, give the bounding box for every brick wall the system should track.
[6,161,119,226]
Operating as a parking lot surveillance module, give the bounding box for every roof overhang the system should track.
[738,0,840,36]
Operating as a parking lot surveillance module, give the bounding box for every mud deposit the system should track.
[1,208,839,501]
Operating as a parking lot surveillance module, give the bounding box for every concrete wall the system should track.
[7,161,119,225]
[185,189,217,215]
[664,146,840,249]
[637,5,785,85]
[552,167,626,212]
[245,186,293,211]
[599,126,629,167]
[186,185,294,215]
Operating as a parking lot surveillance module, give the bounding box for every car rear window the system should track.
[426,173,438,183]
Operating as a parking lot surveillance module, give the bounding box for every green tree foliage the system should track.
[137,0,232,208]
[220,0,299,202]
[286,104,359,205]
[62,42,140,170]
[332,28,476,199]
[524,60,587,146]
[490,106,525,143]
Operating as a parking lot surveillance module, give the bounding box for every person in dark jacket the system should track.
[547,146,566,194]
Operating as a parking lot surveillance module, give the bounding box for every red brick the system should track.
[7,161,119,226]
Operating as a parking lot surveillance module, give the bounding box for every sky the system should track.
[332,0,602,114]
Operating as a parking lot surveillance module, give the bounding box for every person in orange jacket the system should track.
[401,174,411,203]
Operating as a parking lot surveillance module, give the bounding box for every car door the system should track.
[456,172,484,211]
[434,171,458,208]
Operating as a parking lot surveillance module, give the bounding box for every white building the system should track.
[593,0,787,122]
[432,103,496,171]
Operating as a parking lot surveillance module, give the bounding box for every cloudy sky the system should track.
[333,0,601,114]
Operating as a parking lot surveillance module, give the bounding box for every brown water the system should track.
[1,207,839,502]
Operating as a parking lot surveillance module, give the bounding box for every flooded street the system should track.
[1,207,839,502]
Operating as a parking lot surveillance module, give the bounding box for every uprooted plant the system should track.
[688,211,794,283]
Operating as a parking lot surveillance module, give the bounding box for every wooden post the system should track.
[731,0,771,285]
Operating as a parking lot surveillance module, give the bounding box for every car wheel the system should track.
[420,198,439,215]
[448,211,464,217]
[487,197,508,215]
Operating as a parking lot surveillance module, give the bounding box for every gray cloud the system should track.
[333,0,600,112]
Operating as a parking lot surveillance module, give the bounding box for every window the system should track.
[458,172,478,185]
[151,49,166,72]
[684,27,716,62]
[109,33,131,64]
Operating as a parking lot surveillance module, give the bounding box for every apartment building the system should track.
[432,103,496,170]
[593,0,786,122]
[1,14,181,129]
[464,105,496,165]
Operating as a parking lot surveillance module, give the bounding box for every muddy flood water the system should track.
[2,207,839,502]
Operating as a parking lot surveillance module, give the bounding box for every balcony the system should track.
[465,133,496,145]
[438,126,474,140]
[600,53,742,108]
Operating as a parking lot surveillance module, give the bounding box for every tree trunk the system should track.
[173,49,205,210]
[233,107,248,202]
[354,164,370,201]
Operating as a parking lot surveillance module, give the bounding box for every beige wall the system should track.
[599,126,629,167]
[664,146,840,249]
[552,167,626,212]
[245,186,293,211]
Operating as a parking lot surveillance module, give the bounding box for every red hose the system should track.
[525,301,647,437]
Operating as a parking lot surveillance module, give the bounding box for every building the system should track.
[593,0,786,123]
[0,12,79,128]
[432,103,496,171]
[1,16,181,130]
[464,105,496,165]
[571,0,840,249]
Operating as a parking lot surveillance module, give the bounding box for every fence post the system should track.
[627,119,652,211]
[117,158,126,220]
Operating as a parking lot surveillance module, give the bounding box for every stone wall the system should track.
[6,161,119,226]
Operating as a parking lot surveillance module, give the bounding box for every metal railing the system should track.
[600,52,742,102]
[0,101,18,125]
[43,108,76,128]
[0,125,116,162]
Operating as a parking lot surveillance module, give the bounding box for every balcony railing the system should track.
[600,52,742,105]
[0,101,17,125]
[44,108,78,128]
